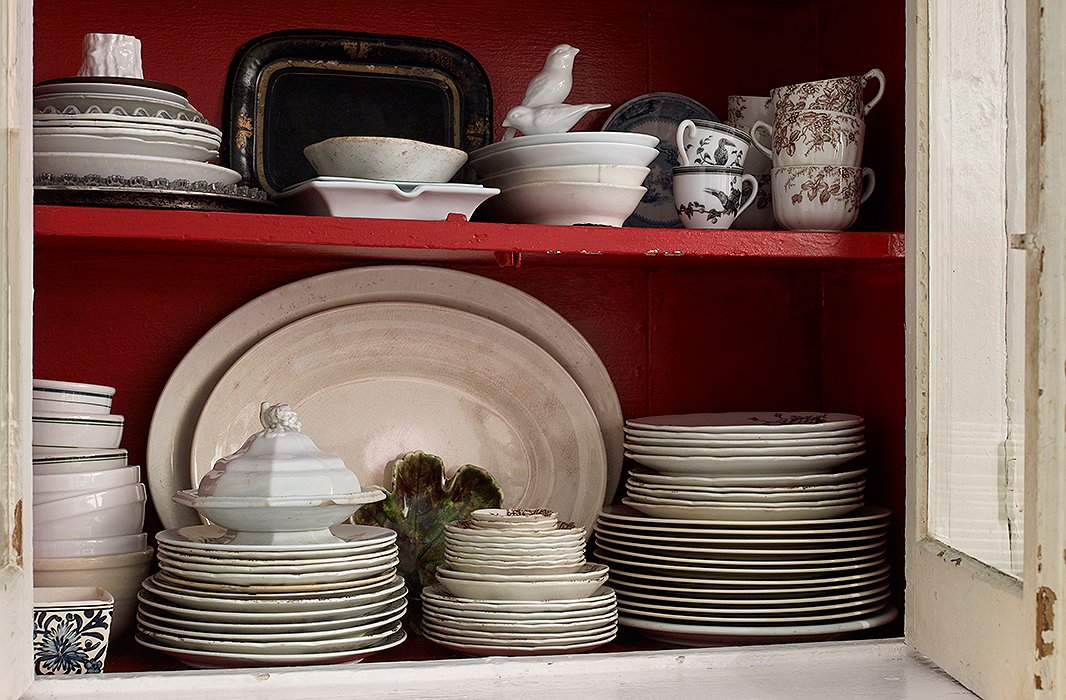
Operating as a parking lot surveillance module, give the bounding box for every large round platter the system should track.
[607,562,890,589]
[624,425,865,441]
[594,524,888,549]
[620,498,863,521]
[594,548,885,577]
[598,504,890,531]
[609,571,891,600]
[618,606,898,646]
[628,467,868,489]
[148,266,623,529]
[34,151,240,185]
[624,432,864,447]
[616,598,891,625]
[594,532,886,559]
[627,412,863,433]
[155,523,395,556]
[623,441,864,458]
[191,302,606,532]
[34,123,219,148]
[624,450,866,476]
[625,484,865,503]
[33,132,217,161]
[135,628,406,668]
[35,77,190,101]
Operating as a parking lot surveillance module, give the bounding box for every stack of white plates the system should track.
[595,504,897,644]
[423,509,617,655]
[469,132,659,226]
[135,524,407,668]
[32,79,239,185]
[622,412,867,520]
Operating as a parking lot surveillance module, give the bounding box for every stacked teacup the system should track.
[751,69,885,231]
[31,379,153,641]
[422,509,618,656]
[672,120,758,230]
[725,96,776,230]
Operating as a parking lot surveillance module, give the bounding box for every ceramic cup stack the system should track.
[31,379,152,640]
[32,33,237,186]
[672,118,759,230]
[468,132,658,226]
[136,403,405,668]
[421,508,618,656]
[594,411,898,645]
[725,96,776,230]
[750,69,885,231]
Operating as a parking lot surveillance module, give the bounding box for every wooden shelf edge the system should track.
[33,205,905,262]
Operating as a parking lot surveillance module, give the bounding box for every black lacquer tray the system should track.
[224,30,493,196]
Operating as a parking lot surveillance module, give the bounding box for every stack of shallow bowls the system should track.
[32,78,238,185]
[595,411,897,644]
[422,509,617,655]
[137,524,407,668]
[468,132,659,226]
[31,379,152,640]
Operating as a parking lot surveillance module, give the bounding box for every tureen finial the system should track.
[259,402,301,432]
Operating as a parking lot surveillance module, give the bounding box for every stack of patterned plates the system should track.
[422,509,617,655]
[135,524,407,668]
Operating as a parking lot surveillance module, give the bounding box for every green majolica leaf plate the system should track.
[352,451,503,592]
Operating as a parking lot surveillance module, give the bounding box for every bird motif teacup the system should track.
[673,165,758,229]
[771,69,885,118]
[675,120,752,168]
[750,109,866,167]
[771,165,875,231]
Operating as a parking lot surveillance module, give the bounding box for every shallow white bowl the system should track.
[469,142,659,178]
[34,532,148,558]
[468,131,659,161]
[32,412,123,448]
[32,379,115,409]
[303,136,468,182]
[32,397,111,415]
[33,447,128,474]
[481,181,646,226]
[480,164,651,190]
[34,547,154,639]
[34,484,146,539]
[33,465,141,502]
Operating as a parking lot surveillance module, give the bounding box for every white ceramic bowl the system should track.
[34,547,154,640]
[479,164,651,190]
[33,465,141,503]
[303,137,468,182]
[480,181,646,226]
[32,412,123,448]
[32,379,115,413]
[34,483,146,539]
[468,142,659,178]
[33,447,128,474]
[34,532,148,558]
[468,131,659,161]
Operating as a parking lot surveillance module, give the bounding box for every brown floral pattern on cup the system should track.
[726,96,772,130]
[771,69,885,118]
[777,112,861,159]
[784,166,862,212]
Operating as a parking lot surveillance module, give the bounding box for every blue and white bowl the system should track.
[33,586,114,675]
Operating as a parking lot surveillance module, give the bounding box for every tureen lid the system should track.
[196,402,363,498]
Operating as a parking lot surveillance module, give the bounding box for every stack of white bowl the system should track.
[595,411,897,645]
[31,379,152,640]
[423,508,617,656]
[468,133,659,226]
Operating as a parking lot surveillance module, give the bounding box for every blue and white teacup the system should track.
[675,120,753,169]
[673,165,758,230]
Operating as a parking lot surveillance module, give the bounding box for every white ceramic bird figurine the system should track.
[502,44,580,139]
[502,102,612,136]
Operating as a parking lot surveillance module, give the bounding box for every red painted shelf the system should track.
[34,205,904,264]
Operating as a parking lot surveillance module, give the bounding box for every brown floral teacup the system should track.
[726,95,773,131]
[771,165,875,231]
[673,165,758,230]
[675,120,752,168]
[751,109,865,167]
[771,69,885,118]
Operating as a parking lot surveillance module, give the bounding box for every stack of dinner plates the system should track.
[622,412,867,520]
[135,524,407,668]
[422,509,617,655]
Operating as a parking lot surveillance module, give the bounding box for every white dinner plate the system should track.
[595,548,886,577]
[627,467,868,489]
[191,302,606,533]
[623,432,865,448]
[421,583,615,612]
[621,498,864,521]
[148,266,623,530]
[33,131,217,161]
[154,560,398,594]
[34,81,193,107]
[615,599,890,625]
[421,618,616,643]
[157,553,398,585]
[625,412,863,433]
[34,93,206,123]
[141,575,407,614]
[34,151,240,184]
[623,441,865,457]
[33,111,222,137]
[156,524,396,556]
[594,522,888,548]
[136,625,404,662]
[593,532,887,559]
[620,606,897,645]
[614,588,891,617]
[623,425,865,441]
[155,546,396,571]
[421,628,614,656]
[594,540,885,569]
[608,571,891,600]
[420,608,617,633]
[624,450,866,476]
[607,562,891,589]
[624,491,862,508]
[597,504,891,533]
[625,483,865,503]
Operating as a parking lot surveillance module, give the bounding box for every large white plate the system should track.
[623,441,865,457]
[156,524,396,556]
[34,151,240,184]
[615,599,890,625]
[624,491,863,508]
[607,562,891,589]
[626,412,863,433]
[625,450,866,476]
[595,547,886,575]
[628,467,868,489]
[608,571,891,599]
[613,587,891,616]
[137,604,406,642]
[191,302,607,533]
[595,541,885,569]
[593,532,887,559]
[33,131,217,162]
[33,111,222,137]
[141,575,406,613]
[421,627,614,656]
[624,482,865,503]
[594,522,888,549]
[148,266,623,529]
[624,432,865,447]
[621,497,863,521]
[619,606,897,645]
[598,504,891,532]
[34,81,193,107]
[421,583,616,613]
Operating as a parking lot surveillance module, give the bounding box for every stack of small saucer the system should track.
[422,509,617,656]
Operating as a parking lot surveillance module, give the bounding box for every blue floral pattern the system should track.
[34,607,112,674]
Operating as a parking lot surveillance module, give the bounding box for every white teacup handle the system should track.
[736,174,759,218]
[859,167,876,204]
[750,120,774,160]
[862,68,886,115]
[675,120,696,166]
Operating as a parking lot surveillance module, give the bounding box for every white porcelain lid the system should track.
[196,403,362,498]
